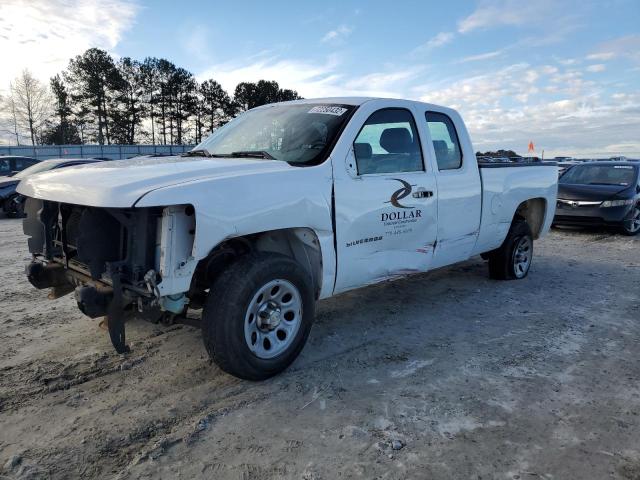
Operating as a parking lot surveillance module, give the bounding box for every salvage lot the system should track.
[0,217,639,479]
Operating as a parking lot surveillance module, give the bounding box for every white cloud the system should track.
[411,32,455,57]
[321,25,352,44]
[457,0,585,49]
[0,0,138,93]
[586,52,615,61]
[416,63,532,109]
[548,69,595,96]
[419,31,455,51]
[429,31,455,48]
[588,34,640,63]
[198,53,423,100]
[457,0,553,33]
[415,63,640,157]
[5,49,634,158]
[198,54,343,98]
[180,24,214,63]
[557,58,579,66]
[457,49,504,63]
[586,64,606,73]
[343,67,425,97]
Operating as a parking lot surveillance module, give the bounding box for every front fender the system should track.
[135,162,336,296]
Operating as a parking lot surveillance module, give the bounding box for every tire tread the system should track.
[202,252,314,380]
[487,220,533,280]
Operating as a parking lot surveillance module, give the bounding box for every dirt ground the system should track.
[0,216,639,480]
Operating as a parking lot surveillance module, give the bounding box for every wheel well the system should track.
[192,228,323,302]
[514,198,547,239]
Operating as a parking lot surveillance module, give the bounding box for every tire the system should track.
[202,252,315,380]
[620,205,640,236]
[487,220,534,280]
[5,194,25,218]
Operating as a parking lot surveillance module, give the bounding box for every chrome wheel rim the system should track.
[244,279,302,359]
[513,236,532,278]
[624,207,640,233]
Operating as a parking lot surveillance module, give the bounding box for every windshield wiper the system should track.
[198,151,276,159]
[230,150,275,160]
[182,149,211,157]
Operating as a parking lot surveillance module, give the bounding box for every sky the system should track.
[0,0,639,157]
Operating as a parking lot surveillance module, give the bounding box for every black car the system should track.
[553,161,640,235]
[0,156,38,176]
[0,158,103,218]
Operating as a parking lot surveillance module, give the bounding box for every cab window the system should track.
[425,112,462,170]
[353,108,424,175]
[14,158,36,170]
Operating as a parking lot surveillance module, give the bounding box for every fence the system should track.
[0,144,195,160]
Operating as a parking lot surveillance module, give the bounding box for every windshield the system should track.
[560,164,638,186]
[14,161,57,179]
[193,103,355,165]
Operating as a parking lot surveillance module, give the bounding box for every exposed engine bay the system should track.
[22,198,196,353]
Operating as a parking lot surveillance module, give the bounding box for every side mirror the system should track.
[345,148,358,178]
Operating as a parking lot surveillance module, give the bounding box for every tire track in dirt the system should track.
[0,325,187,412]
[10,379,276,479]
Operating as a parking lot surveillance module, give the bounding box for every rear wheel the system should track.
[621,206,640,236]
[202,253,315,380]
[487,220,533,280]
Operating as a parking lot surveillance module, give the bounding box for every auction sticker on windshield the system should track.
[308,106,348,116]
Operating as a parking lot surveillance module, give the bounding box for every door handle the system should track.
[412,188,433,199]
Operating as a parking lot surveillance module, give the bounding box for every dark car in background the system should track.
[0,156,38,176]
[0,158,103,217]
[557,160,580,176]
[553,161,640,235]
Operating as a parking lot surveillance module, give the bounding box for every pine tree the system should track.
[64,48,123,144]
[233,80,301,111]
[200,79,232,136]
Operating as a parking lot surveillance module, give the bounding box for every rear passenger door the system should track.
[423,110,481,267]
[333,104,438,293]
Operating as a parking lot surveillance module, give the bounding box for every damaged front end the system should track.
[22,198,196,353]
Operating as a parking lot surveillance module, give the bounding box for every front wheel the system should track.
[621,206,640,236]
[4,194,25,218]
[487,220,534,280]
[202,253,315,380]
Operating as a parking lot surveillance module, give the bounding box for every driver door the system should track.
[333,105,438,293]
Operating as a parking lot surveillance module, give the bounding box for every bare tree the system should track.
[0,92,23,145]
[10,70,50,145]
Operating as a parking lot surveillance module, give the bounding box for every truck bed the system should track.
[477,160,558,168]
[472,161,559,255]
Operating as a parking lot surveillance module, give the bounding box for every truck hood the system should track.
[558,183,630,201]
[17,155,300,208]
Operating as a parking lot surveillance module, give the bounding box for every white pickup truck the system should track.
[18,98,558,380]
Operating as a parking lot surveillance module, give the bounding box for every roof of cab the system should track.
[278,97,375,106]
[272,97,452,112]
